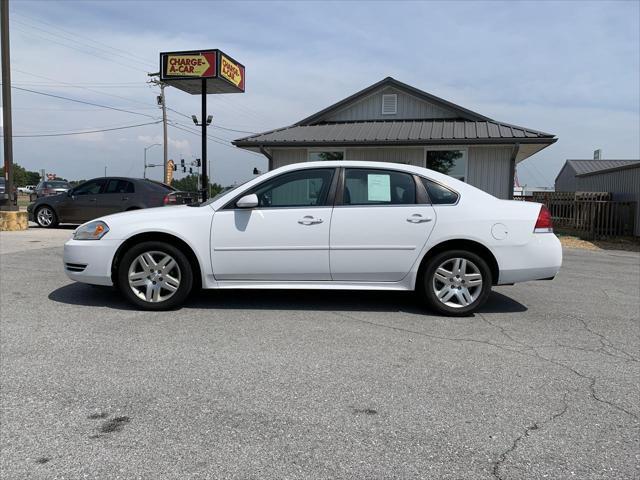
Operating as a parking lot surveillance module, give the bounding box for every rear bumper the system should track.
[63,239,120,286]
[496,233,562,285]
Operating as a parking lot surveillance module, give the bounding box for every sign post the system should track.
[160,49,245,202]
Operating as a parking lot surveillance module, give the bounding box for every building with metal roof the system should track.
[555,159,640,235]
[234,77,557,199]
[555,159,640,192]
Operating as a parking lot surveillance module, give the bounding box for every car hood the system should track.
[82,204,214,241]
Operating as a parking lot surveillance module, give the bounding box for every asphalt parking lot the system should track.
[1,227,638,480]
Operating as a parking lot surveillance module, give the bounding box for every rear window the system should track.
[43,181,70,189]
[145,180,175,191]
[421,178,459,205]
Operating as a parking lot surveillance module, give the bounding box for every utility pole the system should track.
[1,0,17,211]
[160,83,168,181]
[148,73,169,183]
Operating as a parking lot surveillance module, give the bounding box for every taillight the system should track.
[534,205,553,233]
[163,194,177,205]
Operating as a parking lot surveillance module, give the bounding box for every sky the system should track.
[1,0,639,187]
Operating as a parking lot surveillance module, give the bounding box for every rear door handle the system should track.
[407,214,432,223]
[121,197,129,201]
[298,215,323,225]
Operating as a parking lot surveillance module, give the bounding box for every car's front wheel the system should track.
[117,241,193,310]
[35,206,59,228]
[421,250,492,316]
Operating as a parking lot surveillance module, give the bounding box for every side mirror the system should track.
[236,193,259,208]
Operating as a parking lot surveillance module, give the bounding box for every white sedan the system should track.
[63,161,562,316]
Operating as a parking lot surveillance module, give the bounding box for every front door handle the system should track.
[406,214,432,223]
[89,198,97,202]
[298,215,323,225]
[121,197,129,201]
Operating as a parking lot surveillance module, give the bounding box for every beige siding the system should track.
[346,148,424,166]
[268,145,515,200]
[271,149,307,169]
[324,87,457,122]
[467,146,512,199]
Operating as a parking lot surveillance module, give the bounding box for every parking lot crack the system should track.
[333,311,527,356]
[336,312,638,423]
[492,392,569,480]
[571,315,639,363]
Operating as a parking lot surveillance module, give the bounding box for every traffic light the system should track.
[189,167,193,174]
[195,158,201,167]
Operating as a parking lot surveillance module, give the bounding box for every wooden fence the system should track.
[531,192,636,240]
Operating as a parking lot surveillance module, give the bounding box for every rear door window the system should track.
[343,169,416,205]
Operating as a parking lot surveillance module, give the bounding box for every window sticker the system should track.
[367,174,391,202]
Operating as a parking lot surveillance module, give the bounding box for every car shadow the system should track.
[48,283,527,315]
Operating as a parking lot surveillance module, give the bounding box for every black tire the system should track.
[117,241,193,310]
[420,250,492,316]
[35,205,59,228]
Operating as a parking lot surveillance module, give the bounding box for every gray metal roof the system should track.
[566,159,640,176]
[233,119,556,147]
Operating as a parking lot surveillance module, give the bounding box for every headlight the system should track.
[73,221,109,240]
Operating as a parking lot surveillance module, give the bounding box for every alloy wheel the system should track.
[432,257,483,308]
[128,251,182,303]
[37,207,54,227]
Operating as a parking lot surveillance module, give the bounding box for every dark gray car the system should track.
[33,180,72,199]
[28,177,194,228]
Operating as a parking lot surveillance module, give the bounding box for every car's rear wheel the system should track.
[117,241,193,310]
[35,206,58,228]
[421,250,492,316]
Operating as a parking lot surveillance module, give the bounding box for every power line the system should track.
[167,122,262,157]
[11,11,156,68]
[166,107,257,135]
[12,85,159,119]
[2,120,161,138]
[11,23,145,74]
[12,68,159,109]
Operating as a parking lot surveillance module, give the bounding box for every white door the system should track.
[211,168,336,281]
[330,168,436,281]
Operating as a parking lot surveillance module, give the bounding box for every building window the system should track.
[308,150,344,162]
[426,149,467,182]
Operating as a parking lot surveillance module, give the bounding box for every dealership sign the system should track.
[160,49,245,95]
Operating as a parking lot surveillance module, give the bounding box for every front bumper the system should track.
[63,238,121,286]
[496,233,563,285]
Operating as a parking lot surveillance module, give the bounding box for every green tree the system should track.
[171,174,223,197]
[0,163,41,187]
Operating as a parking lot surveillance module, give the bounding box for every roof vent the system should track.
[381,94,397,115]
